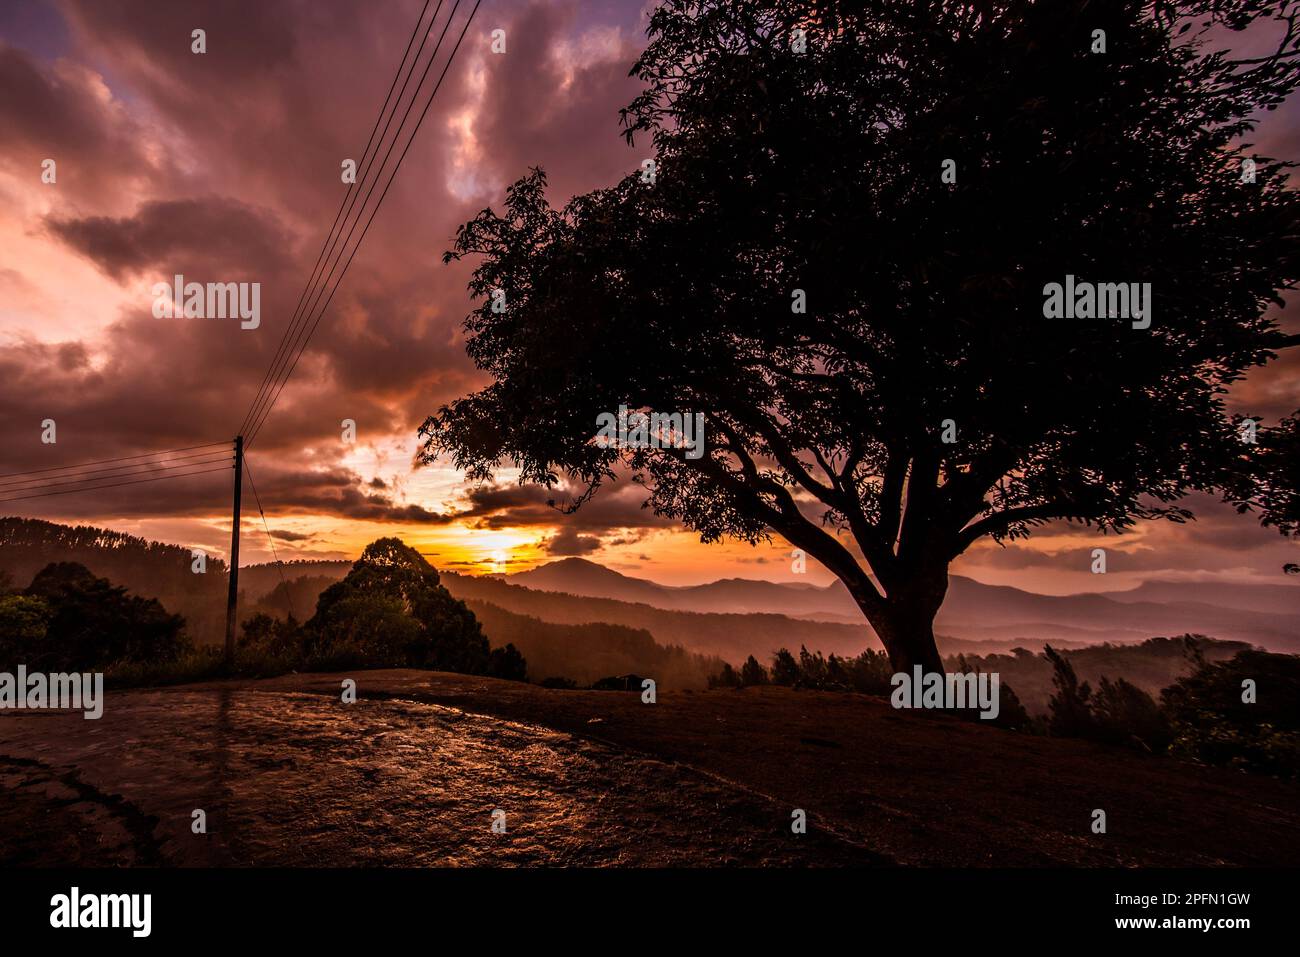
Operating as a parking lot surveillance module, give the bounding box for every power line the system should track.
[0,441,231,481]
[0,463,232,504]
[238,0,441,438]
[243,457,297,621]
[245,0,465,447]
[0,448,233,491]
[246,0,480,448]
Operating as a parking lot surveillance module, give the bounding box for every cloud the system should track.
[47,197,294,281]
[542,528,603,555]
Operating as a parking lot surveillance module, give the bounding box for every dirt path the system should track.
[0,687,886,867]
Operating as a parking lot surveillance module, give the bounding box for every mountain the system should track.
[7,519,1297,663]
[934,576,1299,651]
[1107,579,1300,617]
[446,570,876,662]
[463,600,726,689]
[507,557,860,616]
[505,558,1300,653]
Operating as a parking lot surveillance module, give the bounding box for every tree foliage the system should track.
[305,537,525,678]
[423,0,1300,671]
[1,561,189,672]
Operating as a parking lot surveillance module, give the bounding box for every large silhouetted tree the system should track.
[1233,406,1300,570]
[422,0,1300,673]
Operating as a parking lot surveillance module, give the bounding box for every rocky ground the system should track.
[2,670,1297,866]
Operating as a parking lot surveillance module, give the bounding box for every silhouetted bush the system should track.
[487,642,528,681]
[1,562,189,672]
[1091,675,1173,752]
[770,648,799,686]
[740,654,768,686]
[1045,644,1098,739]
[1162,648,1300,778]
[708,662,741,688]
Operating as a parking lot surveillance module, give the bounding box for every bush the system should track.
[1091,675,1172,752]
[770,648,799,686]
[708,662,741,688]
[4,562,189,672]
[1045,644,1098,739]
[1162,649,1300,778]
[487,642,528,681]
[740,654,768,686]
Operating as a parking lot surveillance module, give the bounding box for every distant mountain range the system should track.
[504,557,1300,653]
[5,517,1297,661]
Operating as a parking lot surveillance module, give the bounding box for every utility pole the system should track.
[224,435,243,667]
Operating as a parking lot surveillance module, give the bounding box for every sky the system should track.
[0,0,1297,594]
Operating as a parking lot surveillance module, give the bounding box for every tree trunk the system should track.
[852,572,948,675]
[872,606,945,675]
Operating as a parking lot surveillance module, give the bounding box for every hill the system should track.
[463,600,725,689]
[0,517,228,645]
[506,557,1300,652]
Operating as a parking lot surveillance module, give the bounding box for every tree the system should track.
[0,594,53,668]
[422,0,1300,673]
[770,648,800,686]
[1044,645,1096,738]
[239,612,303,659]
[18,561,187,671]
[1230,409,1300,572]
[307,538,510,675]
[1162,648,1300,777]
[740,654,769,686]
[711,661,742,688]
[487,642,528,681]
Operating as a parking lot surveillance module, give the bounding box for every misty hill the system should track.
[239,560,354,602]
[1109,579,1300,617]
[506,557,858,616]
[935,575,1299,651]
[445,570,876,662]
[464,600,725,689]
[0,517,228,645]
[7,519,1296,663]
[506,557,1300,653]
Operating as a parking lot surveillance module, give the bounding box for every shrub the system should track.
[1091,675,1173,752]
[740,654,768,686]
[770,648,800,686]
[10,562,188,671]
[1045,644,1098,739]
[1162,649,1300,778]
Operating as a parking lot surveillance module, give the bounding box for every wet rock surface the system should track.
[0,688,885,867]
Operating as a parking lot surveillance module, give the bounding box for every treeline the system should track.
[710,646,1030,729]
[0,561,190,672]
[953,635,1251,714]
[0,517,227,645]
[709,637,1300,778]
[1038,641,1300,777]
